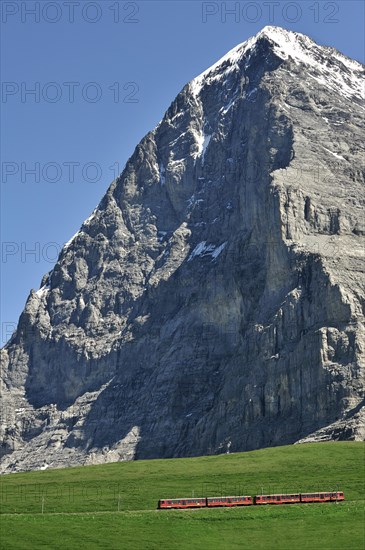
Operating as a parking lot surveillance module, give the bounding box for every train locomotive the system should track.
[158,491,344,509]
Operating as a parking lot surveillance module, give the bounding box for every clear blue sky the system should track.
[1,0,364,345]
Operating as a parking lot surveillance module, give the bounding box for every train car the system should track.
[207,496,253,507]
[254,493,300,505]
[158,498,206,509]
[300,492,344,503]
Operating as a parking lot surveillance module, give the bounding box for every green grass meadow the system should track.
[0,442,364,549]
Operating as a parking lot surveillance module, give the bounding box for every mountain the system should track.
[1,26,364,473]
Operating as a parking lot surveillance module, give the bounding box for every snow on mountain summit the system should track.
[190,26,364,103]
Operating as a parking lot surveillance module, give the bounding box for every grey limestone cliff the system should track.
[1,26,364,472]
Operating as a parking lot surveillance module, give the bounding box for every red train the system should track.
[158,492,344,509]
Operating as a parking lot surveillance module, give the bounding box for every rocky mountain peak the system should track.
[190,25,364,104]
[1,27,364,473]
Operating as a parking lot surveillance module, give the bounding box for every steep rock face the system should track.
[1,26,364,472]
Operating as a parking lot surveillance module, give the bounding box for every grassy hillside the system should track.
[1,442,364,549]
